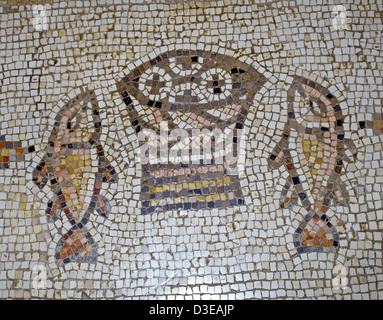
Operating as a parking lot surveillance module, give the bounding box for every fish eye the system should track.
[292,96,322,129]
[67,113,80,130]
[67,118,75,129]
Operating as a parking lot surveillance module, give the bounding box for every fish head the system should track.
[54,97,100,146]
[290,77,344,132]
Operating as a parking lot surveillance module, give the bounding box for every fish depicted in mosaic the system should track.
[268,76,358,253]
[116,49,268,214]
[32,89,118,264]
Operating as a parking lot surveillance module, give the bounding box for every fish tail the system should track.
[56,224,97,264]
[55,194,111,264]
[95,194,111,218]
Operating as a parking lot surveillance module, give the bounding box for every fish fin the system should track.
[95,194,111,218]
[268,122,291,170]
[289,119,306,134]
[268,147,285,170]
[343,139,358,162]
[102,163,118,183]
[280,197,295,209]
[280,180,300,209]
[32,156,49,189]
[331,178,350,206]
[280,181,292,208]
[46,197,61,222]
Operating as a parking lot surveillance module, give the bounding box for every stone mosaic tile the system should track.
[0,0,382,300]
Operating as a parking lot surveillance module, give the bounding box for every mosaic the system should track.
[116,49,267,214]
[0,0,383,300]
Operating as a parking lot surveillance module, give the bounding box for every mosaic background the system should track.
[0,0,383,299]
